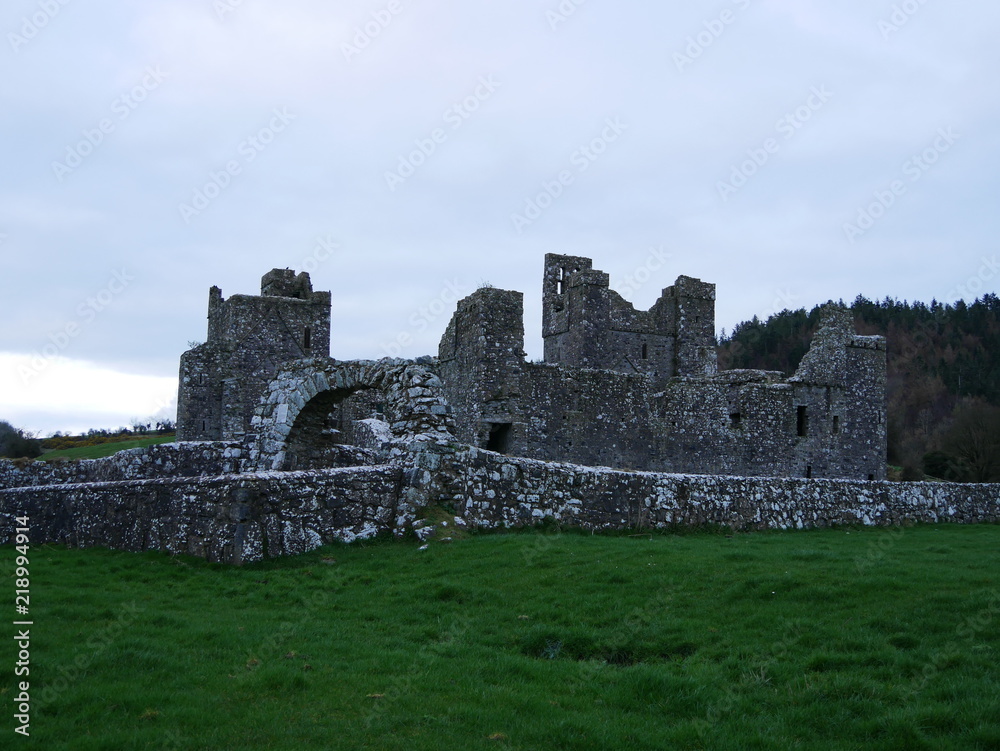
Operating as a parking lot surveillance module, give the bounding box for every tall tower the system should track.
[669,275,718,377]
[176,269,331,441]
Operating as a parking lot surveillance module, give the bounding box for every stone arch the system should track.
[248,358,455,470]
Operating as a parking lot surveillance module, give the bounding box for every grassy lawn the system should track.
[40,434,176,461]
[3,524,999,750]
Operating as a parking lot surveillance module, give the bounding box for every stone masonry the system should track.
[2,445,997,564]
[177,269,331,441]
[0,257,945,565]
[437,255,887,480]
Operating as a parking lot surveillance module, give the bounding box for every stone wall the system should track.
[2,446,997,564]
[440,449,999,532]
[0,442,245,491]
[0,466,402,564]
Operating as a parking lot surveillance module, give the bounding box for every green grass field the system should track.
[40,434,176,461]
[4,525,999,750]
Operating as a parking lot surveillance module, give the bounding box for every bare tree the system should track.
[942,398,1000,482]
[0,421,41,459]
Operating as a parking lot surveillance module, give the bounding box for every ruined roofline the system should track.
[261,268,314,299]
[555,260,715,316]
[213,292,330,305]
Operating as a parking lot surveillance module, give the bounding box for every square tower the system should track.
[176,269,331,441]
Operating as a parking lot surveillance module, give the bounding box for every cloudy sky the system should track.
[2,0,998,436]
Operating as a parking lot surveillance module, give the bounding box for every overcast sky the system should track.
[2,0,998,436]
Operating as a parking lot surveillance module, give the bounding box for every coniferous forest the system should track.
[718,294,1000,482]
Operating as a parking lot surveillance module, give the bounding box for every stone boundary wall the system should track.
[0,443,244,491]
[446,449,1000,532]
[0,441,378,492]
[0,466,403,564]
[1,446,998,564]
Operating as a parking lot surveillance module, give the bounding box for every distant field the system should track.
[41,434,176,461]
[4,525,998,750]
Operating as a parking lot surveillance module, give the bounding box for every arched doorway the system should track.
[249,358,455,471]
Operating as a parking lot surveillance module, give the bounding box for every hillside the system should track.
[40,434,176,460]
[718,294,1000,481]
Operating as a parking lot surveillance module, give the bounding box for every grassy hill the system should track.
[6,526,999,750]
[40,434,176,461]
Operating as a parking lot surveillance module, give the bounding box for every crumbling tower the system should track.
[176,269,331,441]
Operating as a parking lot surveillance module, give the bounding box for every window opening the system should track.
[485,423,512,454]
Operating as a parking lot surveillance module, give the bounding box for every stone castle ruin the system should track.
[177,255,887,481]
[4,255,995,565]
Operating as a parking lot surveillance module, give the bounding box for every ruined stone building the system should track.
[176,269,331,441]
[177,256,887,480]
